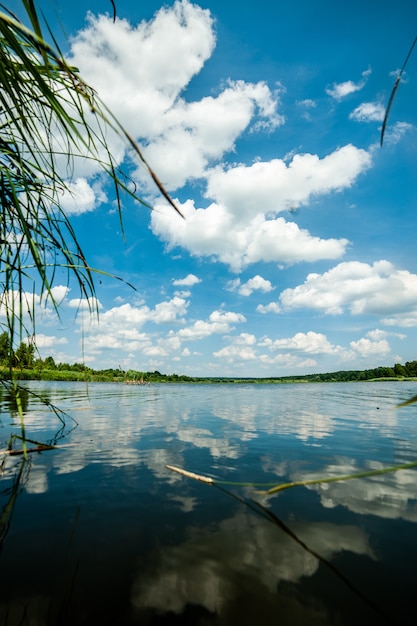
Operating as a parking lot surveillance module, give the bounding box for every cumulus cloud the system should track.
[177,310,246,341]
[151,144,372,271]
[152,202,350,272]
[296,99,317,108]
[81,296,189,346]
[0,286,71,327]
[172,274,201,286]
[66,3,283,194]
[69,2,215,127]
[350,337,390,356]
[260,331,341,355]
[349,102,385,122]
[61,2,376,284]
[382,121,415,145]
[32,334,68,348]
[59,178,106,215]
[64,0,373,295]
[326,67,371,100]
[205,145,371,218]
[139,80,284,189]
[257,302,281,314]
[68,296,102,311]
[213,332,257,360]
[268,260,417,318]
[81,305,245,361]
[212,330,344,368]
[382,315,417,328]
[226,275,274,296]
[64,296,194,367]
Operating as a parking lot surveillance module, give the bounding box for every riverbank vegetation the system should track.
[1,334,416,383]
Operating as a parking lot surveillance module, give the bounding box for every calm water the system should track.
[1,380,417,625]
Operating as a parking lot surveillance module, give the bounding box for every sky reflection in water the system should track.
[1,380,417,625]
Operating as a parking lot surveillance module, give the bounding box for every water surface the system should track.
[1,381,417,625]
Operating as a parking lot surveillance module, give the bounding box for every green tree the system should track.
[405,361,417,377]
[43,356,56,370]
[0,331,12,366]
[394,363,407,377]
[13,340,35,369]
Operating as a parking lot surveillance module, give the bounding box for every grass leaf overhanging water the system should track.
[0,0,183,455]
[167,461,398,626]
[166,459,417,494]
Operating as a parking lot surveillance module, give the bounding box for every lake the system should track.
[1,380,417,625]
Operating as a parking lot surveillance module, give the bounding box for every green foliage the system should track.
[1,344,417,384]
[13,340,35,369]
[0,1,181,370]
[0,331,12,366]
[3,358,414,384]
[43,356,56,370]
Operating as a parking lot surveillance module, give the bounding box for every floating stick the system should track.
[2,443,76,457]
[166,465,214,484]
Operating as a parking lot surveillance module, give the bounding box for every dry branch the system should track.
[166,464,214,484]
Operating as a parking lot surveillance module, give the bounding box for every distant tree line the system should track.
[0,332,416,382]
[275,362,417,382]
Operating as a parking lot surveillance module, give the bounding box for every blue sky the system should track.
[12,0,417,376]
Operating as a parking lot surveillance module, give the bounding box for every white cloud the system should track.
[205,145,371,218]
[296,99,317,121]
[212,330,343,367]
[69,2,215,127]
[152,297,189,323]
[261,331,340,355]
[226,275,274,296]
[63,299,248,367]
[152,203,349,272]
[366,328,405,341]
[177,310,246,340]
[0,286,71,327]
[296,99,317,108]
[234,332,257,345]
[257,302,281,314]
[68,297,102,311]
[326,67,371,100]
[273,260,417,317]
[382,315,417,328]
[349,102,385,123]
[67,3,283,194]
[80,296,189,352]
[59,178,106,215]
[61,1,216,197]
[382,121,415,145]
[213,332,257,361]
[151,144,371,271]
[64,0,372,282]
[350,337,390,356]
[172,274,201,286]
[33,334,68,348]
[139,80,284,190]
[213,344,257,361]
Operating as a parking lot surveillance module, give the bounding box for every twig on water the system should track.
[166,465,214,484]
[2,443,76,456]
